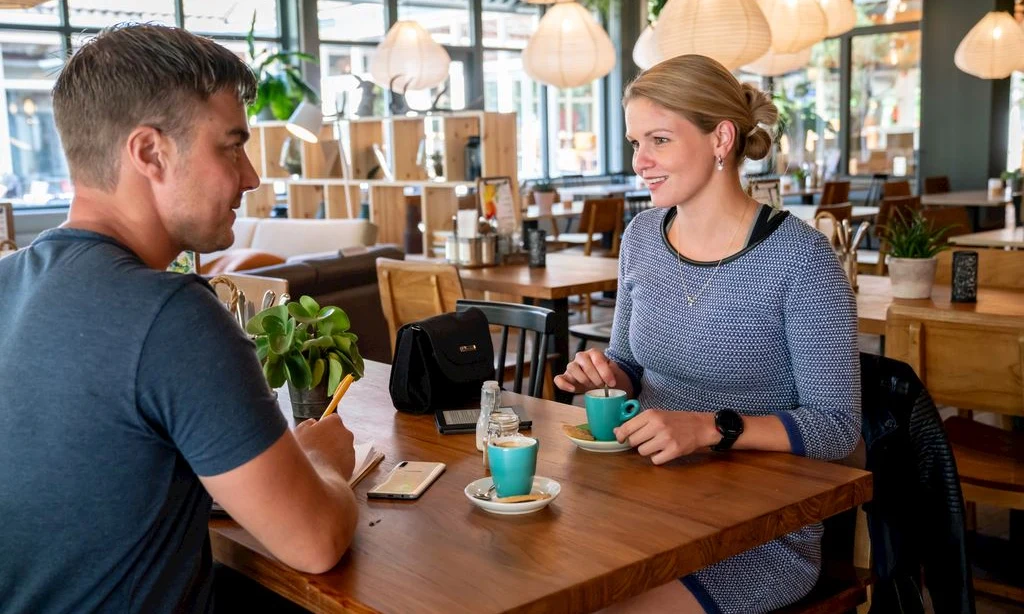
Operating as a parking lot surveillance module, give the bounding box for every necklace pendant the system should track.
[686,296,695,307]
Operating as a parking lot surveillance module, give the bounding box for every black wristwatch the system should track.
[711,409,744,451]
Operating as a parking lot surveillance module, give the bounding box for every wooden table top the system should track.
[525,201,584,220]
[855,274,1024,336]
[556,184,640,199]
[786,205,879,222]
[457,252,619,300]
[210,361,873,614]
[949,227,1024,249]
[920,190,1013,207]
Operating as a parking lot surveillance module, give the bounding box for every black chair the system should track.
[455,299,556,399]
[569,320,612,354]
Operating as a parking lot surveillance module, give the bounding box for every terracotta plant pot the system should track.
[533,191,557,215]
[888,257,938,299]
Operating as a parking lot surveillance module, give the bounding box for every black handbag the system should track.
[388,307,495,414]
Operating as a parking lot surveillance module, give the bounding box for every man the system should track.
[0,25,358,612]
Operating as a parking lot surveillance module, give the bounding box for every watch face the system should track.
[716,410,744,437]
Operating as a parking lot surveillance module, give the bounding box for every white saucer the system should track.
[564,425,632,453]
[464,476,560,515]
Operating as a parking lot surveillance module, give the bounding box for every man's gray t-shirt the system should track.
[0,228,287,613]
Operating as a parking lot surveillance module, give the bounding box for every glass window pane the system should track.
[0,0,60,26]
[319,1,385,43]
[774,39,841,180]
[482,5,538,50]
[484,50,542,178]
[398,1,471,47]
[184,0,279,38]
[403,60,466,112]
[0,32,69,206]
[548,82,602,177]
[320,44,384,118]
[849,30,920,177]
[1007,73,1023,174]
[854,0,921,26]
[69,0,176,29]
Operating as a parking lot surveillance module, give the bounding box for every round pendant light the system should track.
[523,2,616,89]
[370,21,451,91]
[757,0,828,54]
[819,0,857,37]
[741,47,813,76]
[655,0,772,70]
[954,11,1024,80]
[633,23,661,70]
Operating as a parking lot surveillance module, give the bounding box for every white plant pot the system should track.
[533,191,557,215]
[888,257,938,299]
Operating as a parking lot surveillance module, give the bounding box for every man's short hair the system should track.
[53,24,257,191]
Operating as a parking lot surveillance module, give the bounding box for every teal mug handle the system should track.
[620,399,640,422]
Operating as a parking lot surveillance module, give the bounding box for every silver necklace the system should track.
[673,207,747,307]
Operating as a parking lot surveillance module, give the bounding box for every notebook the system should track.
[435,405,532,435]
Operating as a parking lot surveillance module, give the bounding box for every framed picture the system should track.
[477,176,516,235]
[0,201,13,243]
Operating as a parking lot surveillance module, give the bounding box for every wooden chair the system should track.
[208,272,290,328]
[923,175,951,195]
[858,195,921,275]
[455,299,556,399]
[862,173,889,209]
[920,206,971,242]
[885,302,1024,601]
[935,248,1024,290]
[559,197,624,323]
[882,180,912,198]
[819,181,851,206]
[748,178,781,207]
[812,204,853,248]
[376,258,465,358]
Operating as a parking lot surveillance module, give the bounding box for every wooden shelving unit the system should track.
[240,111,519,254]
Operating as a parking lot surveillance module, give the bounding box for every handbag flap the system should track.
[413,308,495,382]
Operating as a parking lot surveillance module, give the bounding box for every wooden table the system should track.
[525,201,584,221]
[458,253,619,402]
[920,190,1013,207]
[210,361,873,614]
[786,205,879,223]
[949,227,1024,249]
[557,183,640,200]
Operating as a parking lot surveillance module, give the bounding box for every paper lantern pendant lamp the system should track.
[819,0,856,37]
[954,11,1024,80]
[633,23,661,70]
[742,47,812,76]
[370,21,451,91]
[523,2,616,89]
[758,0,828,54]
[655,0,772,70]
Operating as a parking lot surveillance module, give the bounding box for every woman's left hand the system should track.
[614,410,719,465]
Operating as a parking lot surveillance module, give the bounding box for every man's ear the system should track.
[125,125,171,182]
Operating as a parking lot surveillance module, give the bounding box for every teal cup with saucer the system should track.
[584,389,640,441]
[487,436,538,497]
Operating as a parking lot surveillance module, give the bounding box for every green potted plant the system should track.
[245,12,320,121]
[879,210,953,299]
[1000,168,1022,193]
[532,179,558,214]
[246,295,364,422]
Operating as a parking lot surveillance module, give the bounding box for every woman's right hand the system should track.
[554,348,623,394]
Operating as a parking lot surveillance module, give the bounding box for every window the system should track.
[854,0,922,26]
[775,39,842,179]
[1008,72,1024,174]
[548,82,602,176]
[849,30,920,177]
[320,44,381,118]
[183,0,278,37]
[482,5,537,50]
[69,0,176,29]
[318,0,386,43]
[398,1,471,47]
[484,50,542,178]
[0,1,60,26]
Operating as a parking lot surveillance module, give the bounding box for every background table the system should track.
[948,227,1024,249]
[211,361,873,614]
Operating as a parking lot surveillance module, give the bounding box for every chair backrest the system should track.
[885,302,1024,416]
[208,272,290,327]
[580,197,625,256]
[863,173,889,208]
[813,204,853,248]
[882,180,912,198]
[820,181,851,206]
[920,207,971,241]
[376,258,465,356]
[875,195,921,275]
[923,175,951,195]
[456,299,556,399]
[748,178,781,207]
[934,248,1024,290]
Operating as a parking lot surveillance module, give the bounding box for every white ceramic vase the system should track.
[888,257,938,299]
[533,191,556,215]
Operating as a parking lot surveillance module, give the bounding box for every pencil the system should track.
[320,374,355,420]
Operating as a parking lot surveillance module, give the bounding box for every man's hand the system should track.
[295,414,356,480]
[614,410,718,465]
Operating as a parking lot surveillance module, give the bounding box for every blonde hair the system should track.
[623,54,777,162]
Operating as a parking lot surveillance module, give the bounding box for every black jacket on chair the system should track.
[860,353,974,614]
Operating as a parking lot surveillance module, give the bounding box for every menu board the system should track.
[477,176,516,235]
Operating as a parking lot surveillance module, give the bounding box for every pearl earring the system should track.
[715,155,725,171]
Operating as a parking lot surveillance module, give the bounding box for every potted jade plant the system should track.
[532,179,558,214]
[246,296,364,422]
[880,210,953,299]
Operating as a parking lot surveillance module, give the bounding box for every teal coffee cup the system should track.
[584,389,640,441]
[487,436,538,497]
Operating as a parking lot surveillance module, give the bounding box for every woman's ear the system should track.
[712,120,739,160]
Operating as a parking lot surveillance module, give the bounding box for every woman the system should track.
[554,55,860,614]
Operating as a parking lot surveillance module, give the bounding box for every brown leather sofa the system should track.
[244,245,405,364]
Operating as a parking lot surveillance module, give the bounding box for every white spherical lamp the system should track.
[741,47,812,76]
[758,0,828,54]
[370,21,451,91]
[819,0,857,37]
[633,23,662,70]
[954,11,1024,80]
[523,2,616,89]
[655,0,773,70]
